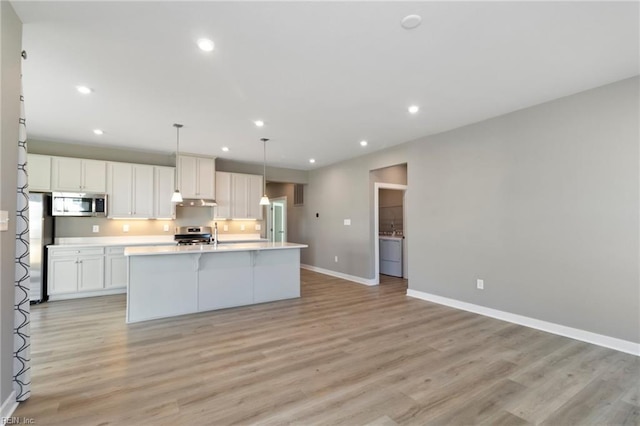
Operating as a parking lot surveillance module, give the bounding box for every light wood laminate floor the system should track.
[15,270,639,425]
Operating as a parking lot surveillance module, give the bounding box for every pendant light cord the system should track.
[263,139,267,195]
[174,123,183,189]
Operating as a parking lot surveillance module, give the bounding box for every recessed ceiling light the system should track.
[76,85,92,95]
[197,38,215,52]
[309,158,316,164]
[221,146,229,152]
[360,140,368,147]
[254,120,265,127]
[401,14,422,30]
[408,105,419,114]
[93,129,104,135]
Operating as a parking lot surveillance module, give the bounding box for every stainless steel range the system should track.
[174,226,214,245]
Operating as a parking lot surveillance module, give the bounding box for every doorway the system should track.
[374,183,408,284]
[268,197,287,242]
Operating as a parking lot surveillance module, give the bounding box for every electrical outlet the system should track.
[477,279,484,290]
[92,225,99,233]
[255,224,261,231]
[123,224,130,233]
[223,224,228,231]
[344,219,351,226]
[163,224,170,232]
[334,256,338,263]
[240,224,245,231]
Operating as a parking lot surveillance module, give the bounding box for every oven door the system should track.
[52,193,95,216]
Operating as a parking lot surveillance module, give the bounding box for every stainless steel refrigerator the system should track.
[29,193,53,303]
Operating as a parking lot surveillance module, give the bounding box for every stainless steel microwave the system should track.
[51,192,107,217]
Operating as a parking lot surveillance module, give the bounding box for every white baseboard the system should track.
[301,264,377,286]
[48,287,126,301]
[406,289,640,357]
[1,391,17,420]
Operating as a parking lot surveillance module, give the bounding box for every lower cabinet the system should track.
[48,247,105,297]
[48,246,128,299]
[105,247,128,288]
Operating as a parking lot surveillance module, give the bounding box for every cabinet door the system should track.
[178,155,198,198]
[49,257,78,294]
[132,164,154,217]
[51,157,83,191]
[78,255,104,291]
[107,163,133,217]
[28,154,52,192]
[82,160,107,192]
[106,252,127,288]
[214,172,232,219]
[197,157,216,198]
[247,174,264,220]
[154,166,175,219]
[231,173,248,218]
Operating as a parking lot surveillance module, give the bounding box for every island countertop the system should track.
[124,242,308,256]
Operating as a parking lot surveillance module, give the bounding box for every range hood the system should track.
[178,198,217,207]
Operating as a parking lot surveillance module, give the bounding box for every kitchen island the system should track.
[124,242,307,323]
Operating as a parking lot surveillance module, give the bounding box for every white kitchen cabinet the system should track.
[107,162,154,218]
[247,174,264,220]
[154,166,175,219]
[105,247,127,289]
[49,257,78,294]
[51,157,107,192]
[178,155,216,199]
[214,171,232,219]
[231,173,249,218]
[78,256,105,291]
[48,247,105,296]
[215,172,263,220]
[28,154,52,192]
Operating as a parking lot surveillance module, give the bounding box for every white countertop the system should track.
[379,236,404,240]
[125,242,308,256]
[51,234,267,248]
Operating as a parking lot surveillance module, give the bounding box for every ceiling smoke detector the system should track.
[401,14,422,30]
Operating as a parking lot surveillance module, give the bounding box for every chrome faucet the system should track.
[213,222,218,246]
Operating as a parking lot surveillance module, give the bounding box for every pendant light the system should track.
[259,138,270,205]
[170,123,184,203]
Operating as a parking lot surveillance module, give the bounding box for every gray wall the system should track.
[217,158,308,184]
[0,0,22,405]
[303,77,638,343]
[302,148,409,276]
[266,182,307,244]
[407,76,639,343]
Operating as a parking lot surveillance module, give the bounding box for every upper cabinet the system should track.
[107,162,154,218]
[214,171,232,219]
[27,154,52,192]
[154,166,175,219]
[178,155,215,199]
[51,157,107,193]
[214,171,263,220]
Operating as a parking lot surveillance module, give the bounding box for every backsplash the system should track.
[54,206,265,238]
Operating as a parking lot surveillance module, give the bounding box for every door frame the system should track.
[267,196,287,242]
[374,183,408,284]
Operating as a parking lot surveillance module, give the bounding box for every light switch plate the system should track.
[344,219,351,226]
[0,211,8,232]
[92,225,99,233]
[240,224,245,231]
[123,224,130,233]
[163,224,170,232]
[255,224,261,231]
[223,224,229,231]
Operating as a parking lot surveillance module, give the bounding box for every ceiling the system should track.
[11,1,639,170]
